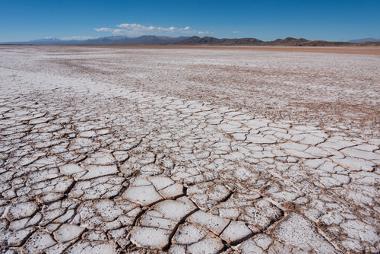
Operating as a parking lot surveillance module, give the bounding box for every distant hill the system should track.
[268,37,309,46]
[84,35,187,45]
[2,35,380,46]
[349,38,380,43]
[177,36,357,46]
[15,36,187,45]
[178,36,265,45]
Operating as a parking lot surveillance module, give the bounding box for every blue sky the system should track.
[1,0,379,41]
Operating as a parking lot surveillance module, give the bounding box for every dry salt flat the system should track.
[0,46,379,253]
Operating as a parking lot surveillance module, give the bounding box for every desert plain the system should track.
[0,46,379,253]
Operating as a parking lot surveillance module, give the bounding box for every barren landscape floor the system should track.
[0,46,379,253]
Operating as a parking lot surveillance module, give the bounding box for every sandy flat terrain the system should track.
[0,46,379,253]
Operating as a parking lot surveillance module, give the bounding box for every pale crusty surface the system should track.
[0,46,379,253]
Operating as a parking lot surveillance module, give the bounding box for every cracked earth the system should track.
[0,46,379,253]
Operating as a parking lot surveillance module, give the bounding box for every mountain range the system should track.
[3,36,380,46]
[349,38,380,43]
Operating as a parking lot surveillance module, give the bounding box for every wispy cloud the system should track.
[95,22,209,36]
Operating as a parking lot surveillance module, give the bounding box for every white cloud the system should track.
[95,22,209,36]
[94,27,113,32]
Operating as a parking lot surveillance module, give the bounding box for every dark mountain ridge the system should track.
[3,36,380,46]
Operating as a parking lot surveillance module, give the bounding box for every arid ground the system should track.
[0,46,379,253]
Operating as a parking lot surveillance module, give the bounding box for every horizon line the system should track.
[2,35,380,44]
